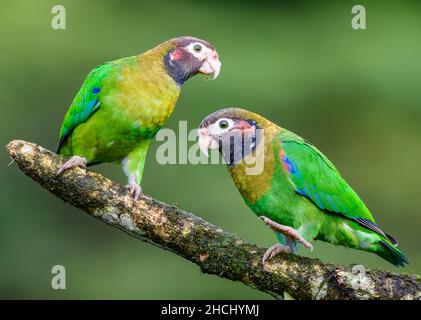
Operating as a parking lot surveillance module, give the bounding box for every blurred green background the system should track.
[1,0,420,299]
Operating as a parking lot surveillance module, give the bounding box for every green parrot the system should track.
[57,36,221,199]
[198,108,408,267]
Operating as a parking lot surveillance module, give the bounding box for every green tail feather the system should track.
[377,240,409,267]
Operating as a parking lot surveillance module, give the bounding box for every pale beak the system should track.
[198,128,219,157]
[198,51,221,80]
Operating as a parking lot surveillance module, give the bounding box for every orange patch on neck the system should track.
[233,120,253,134]
[169,48,183,61]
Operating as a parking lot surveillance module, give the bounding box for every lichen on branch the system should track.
[6,140,421,300]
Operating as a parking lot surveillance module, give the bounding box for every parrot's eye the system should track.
[193,44,202,53]
[219,120,229,129]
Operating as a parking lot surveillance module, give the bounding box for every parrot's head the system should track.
[198,108,274,165]
[163,36,221,85]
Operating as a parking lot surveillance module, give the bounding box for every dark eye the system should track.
[219,120,229,129]
[193,44,202,52]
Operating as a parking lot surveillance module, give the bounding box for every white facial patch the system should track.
[209,118,234,136]
[186,42,213,60]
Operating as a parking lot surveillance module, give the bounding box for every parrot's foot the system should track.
[259,216,314,252]
[126,176,142,201]
[56,156,87,175]
[262,243,291,263]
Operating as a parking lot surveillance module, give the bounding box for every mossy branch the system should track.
[6,140,421,300]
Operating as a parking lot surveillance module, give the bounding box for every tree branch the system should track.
[6,139,421,300]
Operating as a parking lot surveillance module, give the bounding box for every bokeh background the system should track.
[1,0,420,299]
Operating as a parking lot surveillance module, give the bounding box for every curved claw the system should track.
[57,156,87,175]
[302,240,314,252]
[262,243,291,263]
[259,216,314,252]
[127,181,142,201]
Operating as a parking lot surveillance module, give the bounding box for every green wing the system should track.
[279,131,394,242]
[57,62,114,152]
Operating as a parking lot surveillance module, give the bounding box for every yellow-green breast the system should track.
[104,49,181,131]
[228,123,281,204]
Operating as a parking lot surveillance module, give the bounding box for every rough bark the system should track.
[6,140,421,300]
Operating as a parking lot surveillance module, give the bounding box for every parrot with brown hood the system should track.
[57,36,221,199]
[199,108,408,267]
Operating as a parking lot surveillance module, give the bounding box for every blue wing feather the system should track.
[58,63,113,152]
[278,132,396,242]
